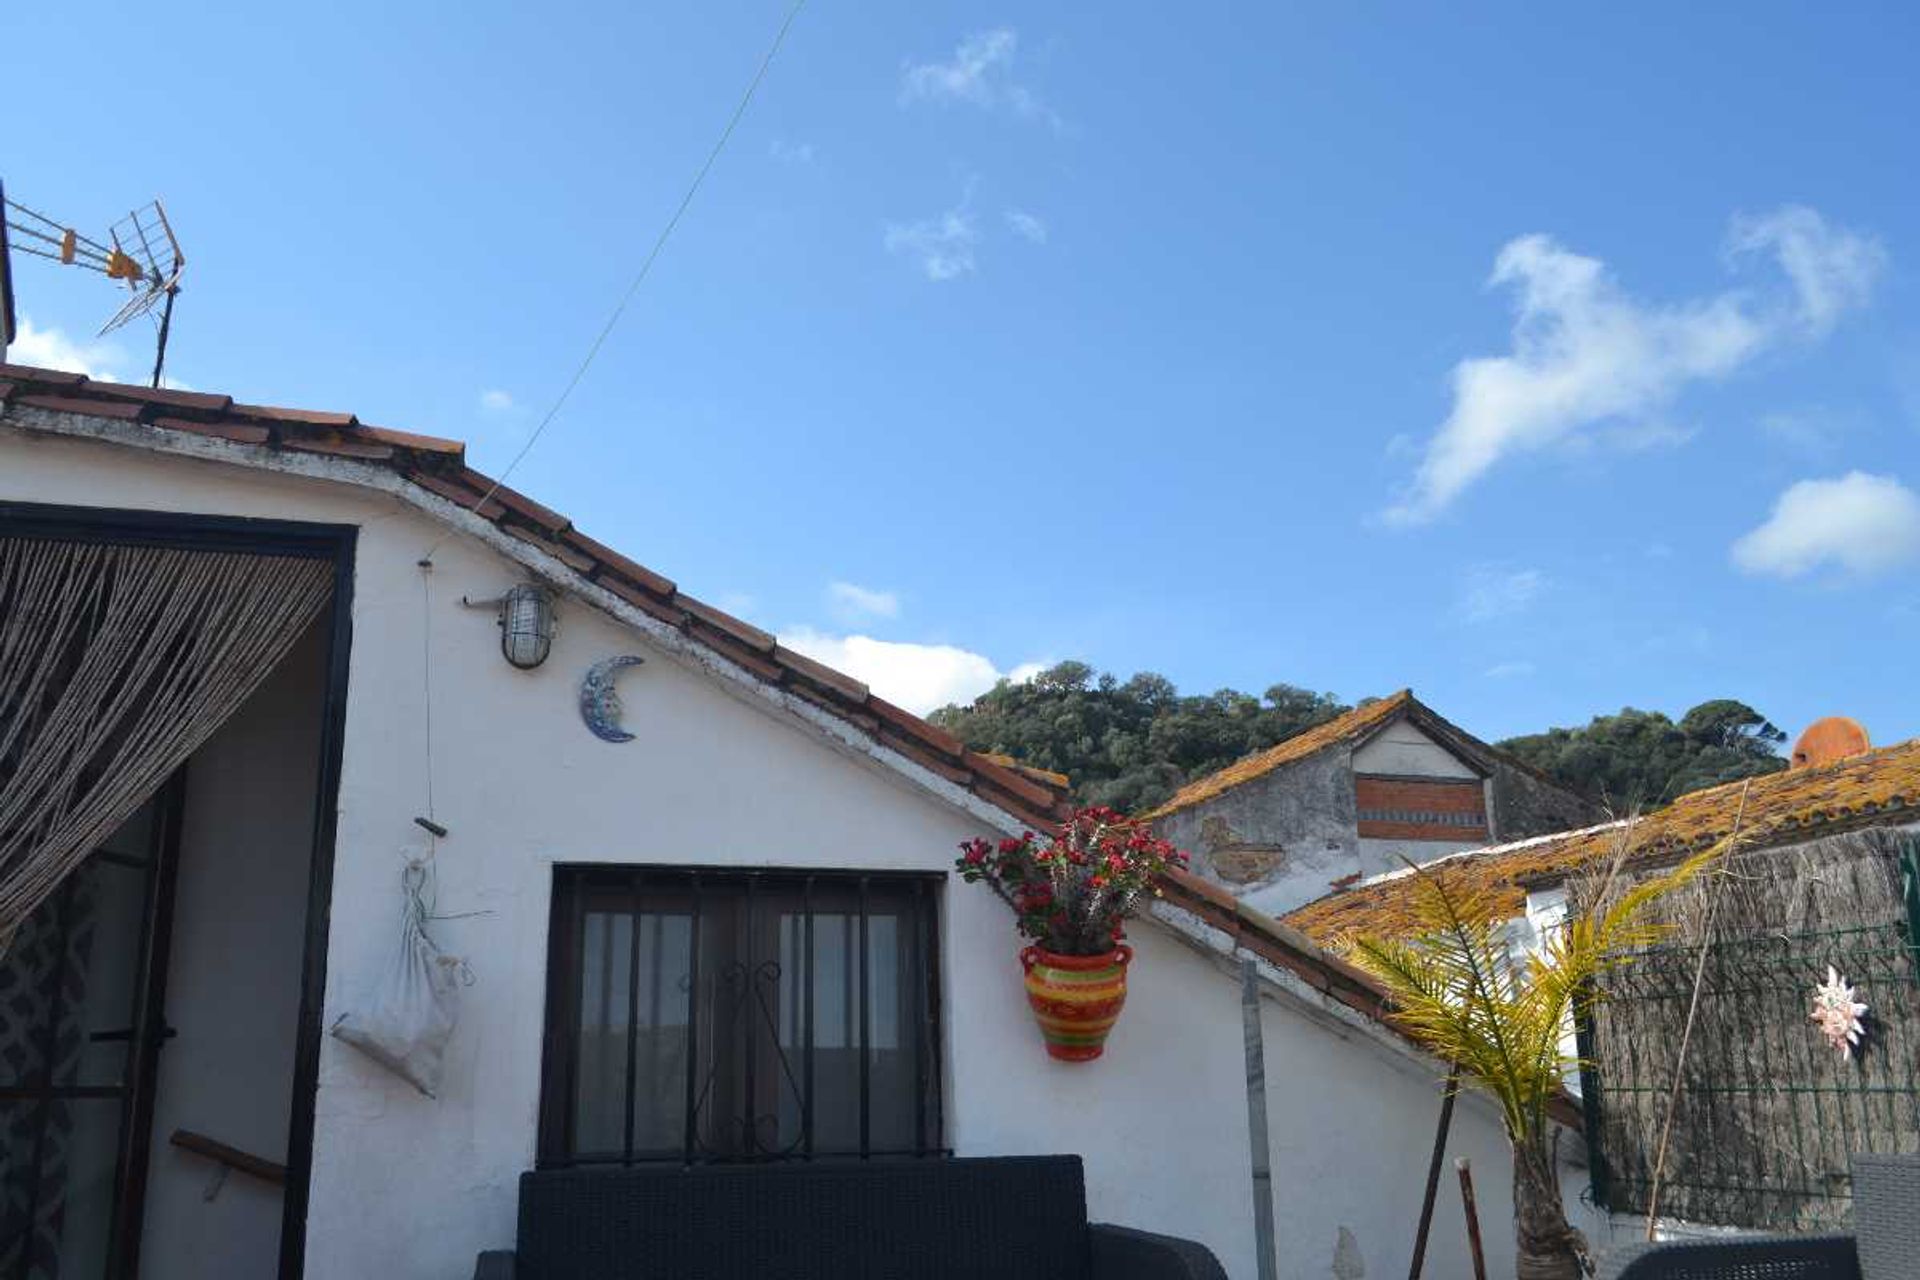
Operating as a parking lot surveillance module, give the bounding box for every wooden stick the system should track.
[1455,1157,1487,1280]
[1643,780,1752,1237]
[1408,1068,1460,1280]
[170,1128,287,1186]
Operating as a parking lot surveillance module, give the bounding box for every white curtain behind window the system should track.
[0,536,334,947]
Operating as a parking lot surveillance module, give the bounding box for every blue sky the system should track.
[6,3,1918,744]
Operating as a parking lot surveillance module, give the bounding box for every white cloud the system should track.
[769,138,815,165]
[1386,208,1884,524]
[1004,209,1048,244]
[826,580,900,623]
[1484,660,1537,679]
[885,205,978,282]
[1727,206,1887,336]
[1731,472,1920,579]
[1459,565,1548,622]
[6,316,127,381]
[778,626,1042,714]
[479,388,515,413]
[900,29,1056,125]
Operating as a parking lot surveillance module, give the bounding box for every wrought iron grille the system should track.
[539,868,945,1167]
[1578,844,1920,1231]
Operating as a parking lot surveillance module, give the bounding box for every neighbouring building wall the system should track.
[1151,752,1362,919]
[1489,762,1602,842]
[0,426,1591,1280]
[140,616,326,1279]
[1158,719,1598,920]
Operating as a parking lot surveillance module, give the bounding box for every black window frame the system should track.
[538,866,947,1168]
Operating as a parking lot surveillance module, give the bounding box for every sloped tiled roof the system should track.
[0,363,1073,831]
[1285,737,1920,947]
[1142,692,1418,819]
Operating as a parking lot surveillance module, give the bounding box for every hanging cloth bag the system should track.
[331,862,464,1098]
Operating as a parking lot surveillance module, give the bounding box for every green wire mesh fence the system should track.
[1575,833,1920,1232]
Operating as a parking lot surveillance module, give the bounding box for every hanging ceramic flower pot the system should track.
[1021,944,1132,1061]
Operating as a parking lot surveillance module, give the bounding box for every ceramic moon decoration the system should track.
[580,655,646,743]
[1810,965,1869,1060]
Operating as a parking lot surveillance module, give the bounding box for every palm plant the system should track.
[1346,835,1718,1280]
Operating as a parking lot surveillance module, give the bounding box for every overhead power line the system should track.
[432,0,808,553]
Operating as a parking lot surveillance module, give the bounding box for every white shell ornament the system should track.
[580,655,646,743]
[1810,965,1868,1059]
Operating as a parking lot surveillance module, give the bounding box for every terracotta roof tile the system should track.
[967,753,1065,812]
[355,424,464,456]
[877,726,976,785]
[231,403,358,429]
[689,625,785,684]
[406,468,508,520]
[682,598,775,654]
[597,572,688,628]
[872,697,965,757]
[0,363,83,386]
[280,432,395,461]
[564,530,676,598]
[502,523,596,574]
[151,414,272,446]
[467,472,570,533]
[0,362,1077,847]
[982,753,1071,789]
[1285,737,1920,947]
[79,379,234,414]
[14,392,147,421]
[775,644,869,702]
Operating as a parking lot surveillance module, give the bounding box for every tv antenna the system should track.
[1,184,187,387]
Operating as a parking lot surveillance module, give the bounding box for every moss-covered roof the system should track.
[1141,691,1418,819]
[1285,736,1920,947]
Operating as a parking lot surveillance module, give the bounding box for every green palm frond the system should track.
[1347,832,1719,1147]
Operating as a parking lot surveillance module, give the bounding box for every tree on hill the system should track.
[928,661,1349,813]
[1495,699,1787,811]
[932,662,1788,816]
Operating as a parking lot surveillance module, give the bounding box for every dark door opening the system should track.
[0,775,184,1279]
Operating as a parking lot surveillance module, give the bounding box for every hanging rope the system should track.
[0,537,332,945]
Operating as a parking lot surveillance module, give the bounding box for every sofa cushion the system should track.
[517,1155,1094,1280]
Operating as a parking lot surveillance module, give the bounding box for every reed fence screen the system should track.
[1573,830,1920,1231]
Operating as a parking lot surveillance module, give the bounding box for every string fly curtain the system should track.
[0,536,334,947]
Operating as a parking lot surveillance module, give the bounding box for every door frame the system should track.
[0,501,357,1280]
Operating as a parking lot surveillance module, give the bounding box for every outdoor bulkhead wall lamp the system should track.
[463,582,557,669]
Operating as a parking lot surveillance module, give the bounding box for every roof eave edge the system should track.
[3,407,1038,838]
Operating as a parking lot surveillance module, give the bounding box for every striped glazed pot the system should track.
[1020,945,1132,1061]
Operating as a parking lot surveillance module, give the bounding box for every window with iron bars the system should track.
[539,868,945,1166]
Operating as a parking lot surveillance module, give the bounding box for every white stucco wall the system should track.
[142,618,327,1278]
[1350,723,1478,779]
[0,421,1600,1280]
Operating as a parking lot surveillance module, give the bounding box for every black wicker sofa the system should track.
[473,1155,1229,1280]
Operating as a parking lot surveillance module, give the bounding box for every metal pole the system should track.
[1407,1069,1460,1280]
[149,287,177,389]
[1240,958,1279,1280]
[1455,1157,1488,1280]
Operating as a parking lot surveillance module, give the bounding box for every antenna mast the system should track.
[1,185,187,386]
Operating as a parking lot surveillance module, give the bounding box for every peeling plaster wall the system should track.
[0,425,1598,1280]
[1153,752,1363,918]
